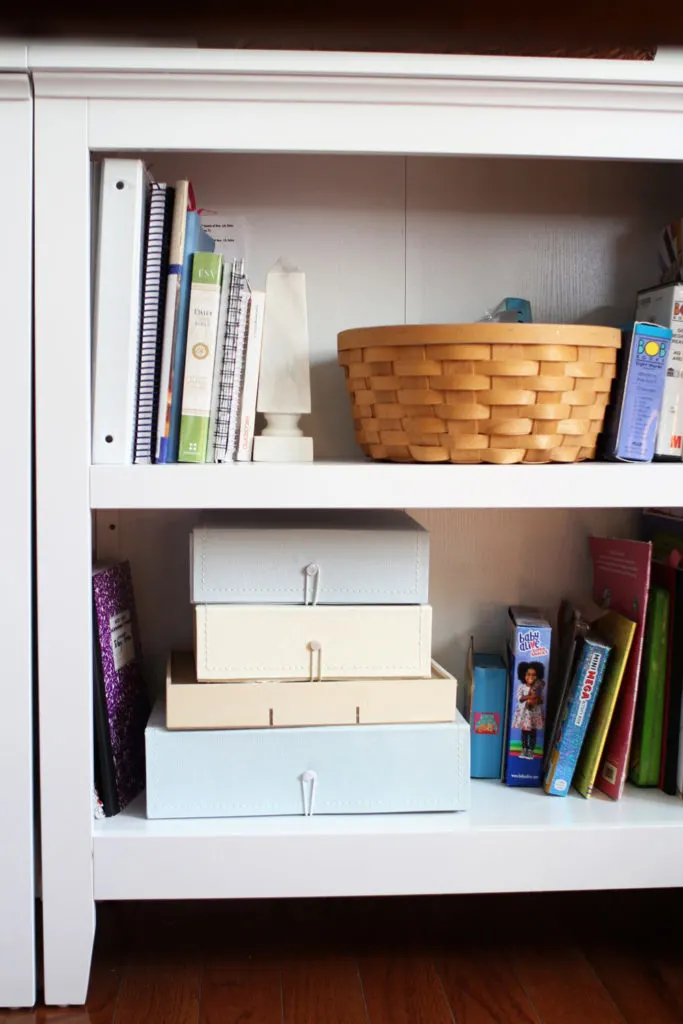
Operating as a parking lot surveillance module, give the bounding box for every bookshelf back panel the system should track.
[124,151,682,460]
[101,506,636,701]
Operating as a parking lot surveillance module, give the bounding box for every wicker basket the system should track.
[337,323,621,465]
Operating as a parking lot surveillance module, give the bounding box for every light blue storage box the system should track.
[145,701,470,818]
[190,510,429,605]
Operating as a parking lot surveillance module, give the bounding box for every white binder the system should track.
[91,159,147,464]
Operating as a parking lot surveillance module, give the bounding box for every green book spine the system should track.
[629,586,669,787]
[178,252,223,464]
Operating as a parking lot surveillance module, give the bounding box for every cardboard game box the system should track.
[465,642,507,779]
[635,285,683,459]
[503,607,552,787]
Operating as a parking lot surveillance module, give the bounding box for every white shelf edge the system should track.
[92,783,683,900]
[90,462,683,510]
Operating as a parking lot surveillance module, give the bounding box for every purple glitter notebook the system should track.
[92,561,149,816]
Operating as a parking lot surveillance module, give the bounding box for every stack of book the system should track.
[145,511,471,818]
[541,520,683,800]
[91,159,264,466]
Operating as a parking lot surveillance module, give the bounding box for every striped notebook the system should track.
[212,257,250,463]
[224,282,252,463]
[134,182,174,464]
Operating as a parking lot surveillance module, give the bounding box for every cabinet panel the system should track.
[406,156,683,325]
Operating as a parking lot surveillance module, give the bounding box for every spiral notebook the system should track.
[212,257,250,462]
[134,182,174,464]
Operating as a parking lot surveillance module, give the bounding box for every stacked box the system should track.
[146,511,470,817]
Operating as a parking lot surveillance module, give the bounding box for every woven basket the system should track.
[338,323,621,464]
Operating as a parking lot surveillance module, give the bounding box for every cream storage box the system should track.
[194,604,432,682]
[166,651,457,729]
[190,510,429,605]
[146,700,471,818]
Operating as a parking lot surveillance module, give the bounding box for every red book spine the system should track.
[591,537,652,800]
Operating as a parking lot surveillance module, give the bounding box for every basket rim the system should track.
[337,322,622,350]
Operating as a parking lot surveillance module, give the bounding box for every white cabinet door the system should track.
[0,64,35,1009]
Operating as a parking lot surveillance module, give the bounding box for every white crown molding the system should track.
[0,73,30,101]
[26,42,683,85]
[0,41,28,71]
[30,69,683,121]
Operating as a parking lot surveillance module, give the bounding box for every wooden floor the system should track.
[5,889,683,1022]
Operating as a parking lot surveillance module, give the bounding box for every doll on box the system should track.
[512,661,545,759]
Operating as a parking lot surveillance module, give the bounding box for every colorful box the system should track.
[464,643,507,778]
[504,607,552,787]
[543,634,611,797]
[601,321,672,463]
[635,285,683,459]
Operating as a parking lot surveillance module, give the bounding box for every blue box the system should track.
[465,647,507,778]
[504,607,552,787]
[602,321,672,463]
[145,701,470,818]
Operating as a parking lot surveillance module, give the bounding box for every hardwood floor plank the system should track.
[508,944,625,1024]
[584,942,683,1024]
[84,964,123,1024]
[0,964,122,1024]
[113,966,200,1024]
[200,968,282,1024]
[650,949,683,1017]
[282,957,368,1024]
[435,949,540,1024]
[359,956,453,1024]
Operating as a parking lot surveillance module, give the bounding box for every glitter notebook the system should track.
[92,561,149,816]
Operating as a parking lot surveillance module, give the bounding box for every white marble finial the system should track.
[253,259,314,462]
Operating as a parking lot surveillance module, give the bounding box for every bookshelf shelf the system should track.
[91,461,683,510]
[32,41,683,1006]
[93,783,683,901]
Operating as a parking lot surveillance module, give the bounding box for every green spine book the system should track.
[629,586,670,787]
[178,252,223,464]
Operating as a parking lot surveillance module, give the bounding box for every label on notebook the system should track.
[110,609,135,672]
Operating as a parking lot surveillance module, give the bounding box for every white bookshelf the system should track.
[92,783,683,901]
[92,462,683,510]
[31,42,683,1006]
[0,44,35,1010]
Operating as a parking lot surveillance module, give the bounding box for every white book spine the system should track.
[236,290,265,462]
[205,265,232,464]
[91,159,147,464]
[154,180,189,462]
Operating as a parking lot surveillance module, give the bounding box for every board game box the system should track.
[503,607,552,787]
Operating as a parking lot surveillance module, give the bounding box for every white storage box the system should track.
[166,650,457,729]
[145,699,470,818]
[195,603,432,681]
[190,510,429,605]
